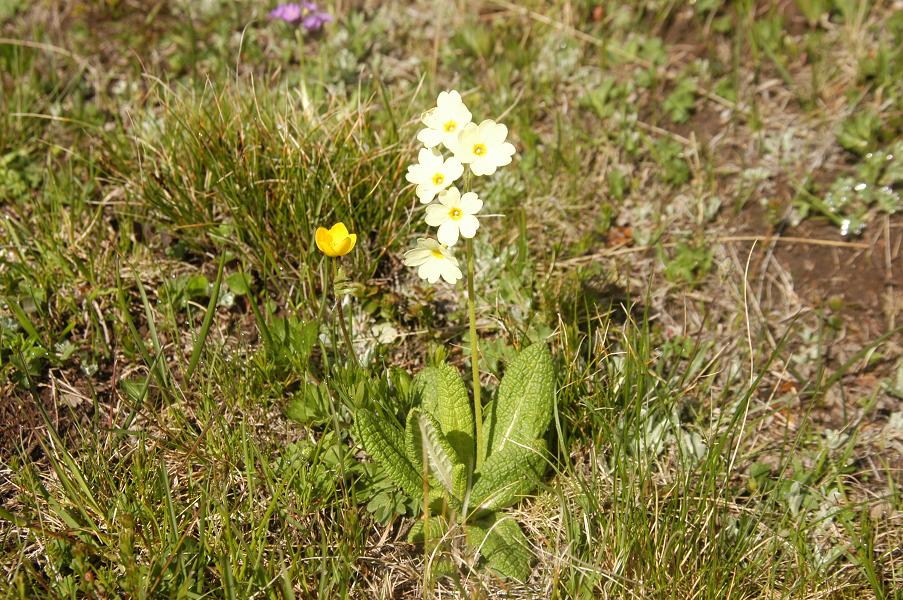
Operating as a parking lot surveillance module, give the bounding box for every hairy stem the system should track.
[332,260,359,367]
[465,238,483,469]
[422,443,430,594]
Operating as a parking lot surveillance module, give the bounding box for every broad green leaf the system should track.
[480,343,555,462]
[452,463,467,507]
[470,439,546,512]
[466,515,532,581]
[405,409,460,498]
[407,515,448,545]
[415,364,474,469]
[404,411,450,508]
[356,410,421,501]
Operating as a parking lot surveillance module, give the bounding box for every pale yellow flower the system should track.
[403,238,462,284]
[416,90,473,150]
[451,119,516,176]
[425,186,482,246]
[405,148,464,204]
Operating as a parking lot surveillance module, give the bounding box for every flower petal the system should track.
[403,248,432,266]
[459,192,482,214]
[418,148,442,166]
[437,221,460,246]
[439,261,463,284]
[416,184,437,204]
[425,204,448,227]
[485,121,508,144]
[444,157,464,182]
[417,127,443,148]
[419,261,441,283]
[419,107,437,126]
[405,163,425,184]
[488,148,513,169]
[458,215,479,239]
[438,186,460,207]
[315,227,335,256]
[470,159,495,176]
[330,222,349,238]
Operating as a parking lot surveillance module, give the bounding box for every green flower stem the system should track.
[317,264,331,374]
[465,238,483,470]
[422,443,430,590]
[332,260,359,368]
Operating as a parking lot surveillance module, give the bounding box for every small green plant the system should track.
[796,140,901,234]
[663,77,697,124]
[350,90,556,582]
[836,110,882,156]
[357,344,554,580]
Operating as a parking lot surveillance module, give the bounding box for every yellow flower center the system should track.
[449,208,463,221]
[431,249,445,259]
[443,120,457,133]
[472,143,487,156]
[432,173,445,185]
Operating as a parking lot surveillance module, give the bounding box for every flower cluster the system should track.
[269,2,333,32]
[403,91,516,284]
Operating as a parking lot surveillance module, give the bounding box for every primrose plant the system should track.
[355,91,555,581]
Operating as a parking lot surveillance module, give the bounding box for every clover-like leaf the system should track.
[356,410,422,501]
[415,364,474,469]
[470,439,546,512]
[480,343,555,463]
[465,514,532,581]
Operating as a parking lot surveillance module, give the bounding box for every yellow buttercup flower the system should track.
[315,222,357,257]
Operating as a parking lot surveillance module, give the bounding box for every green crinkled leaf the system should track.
[480,343,555,463]
[405,409,460,499]
[356,410,422,501]
[415,364,474,469]
[465,515,532,581]
[452,463,468,507]
[470,439,546,512]
[407,516,449,545]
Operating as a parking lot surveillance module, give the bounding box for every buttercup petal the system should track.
[337,233,356,255]
[315,227,335,256]
[330,222,349,238]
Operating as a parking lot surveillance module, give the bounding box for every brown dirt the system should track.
[0,388,43,458]
[733,203,902,343]
[772,217,901,340]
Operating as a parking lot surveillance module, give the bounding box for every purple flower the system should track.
[269,2,333,32]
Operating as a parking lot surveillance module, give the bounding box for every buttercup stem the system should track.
[465,238,483,469]
[332,260,359,367]
[317,264,331,373]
